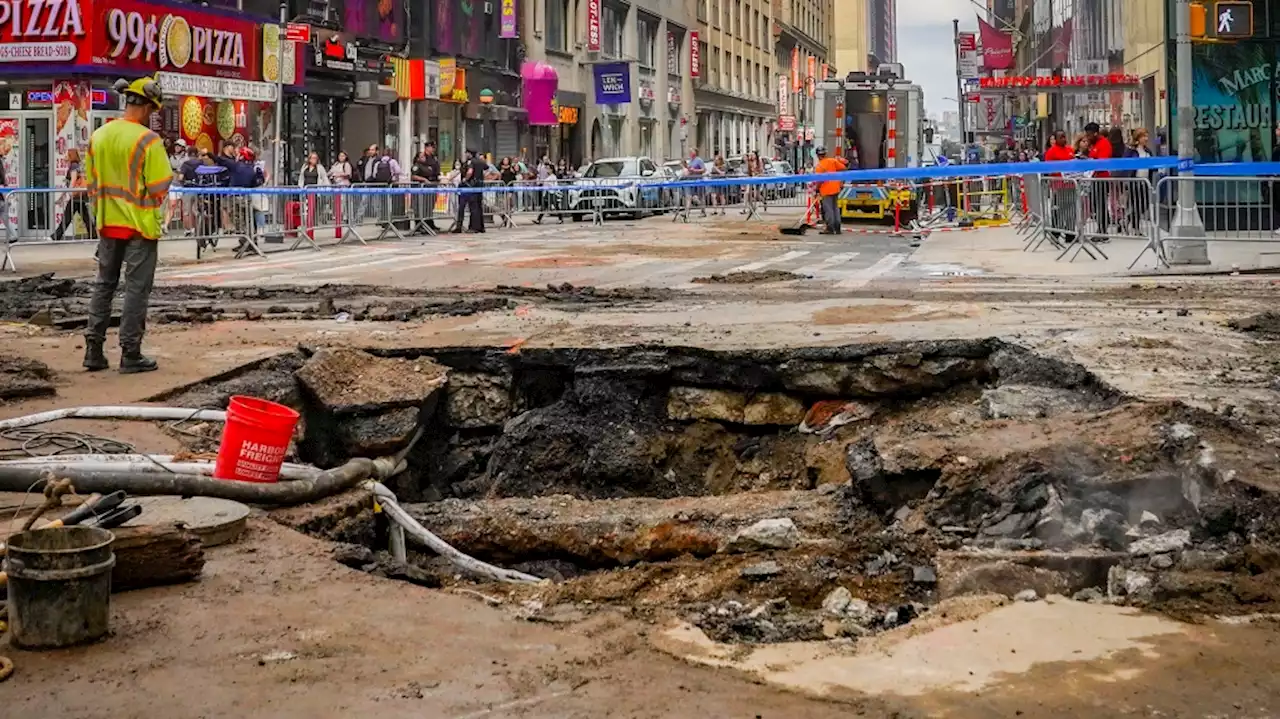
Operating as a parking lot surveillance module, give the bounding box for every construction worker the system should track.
[813,146,848,235]
[83,76,171,374]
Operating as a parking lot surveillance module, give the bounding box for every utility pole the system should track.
[1168,0,1210,264]
[953,19,967,162]
[273,0,287,187]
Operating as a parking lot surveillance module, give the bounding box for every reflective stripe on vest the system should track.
[86,121,166,239]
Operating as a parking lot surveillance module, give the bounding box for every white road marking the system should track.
[723,250,811,274]
[794,252,861,275]
[601,259,715,289]
[835,253,909,288]
[158,245,400,280]
[383,248,530,273]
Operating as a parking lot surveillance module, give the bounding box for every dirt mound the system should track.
[1228,311,1280,340]
[0,353,57,401]
[692,270,809,285]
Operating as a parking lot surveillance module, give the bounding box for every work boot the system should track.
[82,342,109,372]
[119,351,158,374]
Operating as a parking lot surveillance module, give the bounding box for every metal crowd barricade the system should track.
[1141,173,1280,270]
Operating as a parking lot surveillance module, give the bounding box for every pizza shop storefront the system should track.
[0,0,281,238]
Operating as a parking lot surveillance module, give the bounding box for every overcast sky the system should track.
[898,0,983,119]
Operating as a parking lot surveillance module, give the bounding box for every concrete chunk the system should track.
[297,347,448,415]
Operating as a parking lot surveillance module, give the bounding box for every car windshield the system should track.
[776,162,794,173]
[585,161,635,178]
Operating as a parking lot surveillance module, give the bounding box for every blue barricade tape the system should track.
[14,158,1280,196]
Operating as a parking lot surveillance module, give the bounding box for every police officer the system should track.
[83,76,172,374]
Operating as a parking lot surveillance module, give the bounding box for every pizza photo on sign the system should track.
[181,96,203,141]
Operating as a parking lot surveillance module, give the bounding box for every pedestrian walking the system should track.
[83,75,170,374]
[411,144,442,233]
[50,148,95,242]
[450,149,486,233]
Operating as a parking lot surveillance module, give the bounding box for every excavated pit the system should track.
[154,339,1280,643]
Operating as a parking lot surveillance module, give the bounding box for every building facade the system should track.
[522,0,698,165]
[694,0,778,160]
[867,0,897,66]
[831,0,870,77]
[773,0,835,169]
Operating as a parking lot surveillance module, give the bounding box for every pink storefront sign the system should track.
[522,61,559,126]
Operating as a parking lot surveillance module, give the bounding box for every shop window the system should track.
[546,0,570,52]
[638,16,658,68]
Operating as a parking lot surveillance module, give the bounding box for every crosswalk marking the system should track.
[794,252,861,275]
[835,253,908,289]
[601,259,715,289]
[724,250,811,274]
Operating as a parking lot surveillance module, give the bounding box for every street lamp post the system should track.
[1167,0,1210,264]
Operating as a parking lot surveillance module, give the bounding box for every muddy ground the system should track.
[2,273,1280,715]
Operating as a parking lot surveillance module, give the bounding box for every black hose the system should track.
[0,457,399,506]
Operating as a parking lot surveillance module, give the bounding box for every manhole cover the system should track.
[123,496,250,547]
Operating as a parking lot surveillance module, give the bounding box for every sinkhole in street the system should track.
[151,339,1280,643]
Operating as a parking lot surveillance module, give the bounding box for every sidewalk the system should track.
[908,224,1280,278]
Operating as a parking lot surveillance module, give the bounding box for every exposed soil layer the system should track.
[141,337,1280,643]
[0,274,673,326]
[692,270,810,285]
[1229,311,1280,340]
[0,353,57,401]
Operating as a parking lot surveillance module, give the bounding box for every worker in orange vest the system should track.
[813,146,848,235]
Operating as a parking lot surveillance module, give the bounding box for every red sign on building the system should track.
[586,0,601,52]
[690,31,700,77]
[0,0,260,81]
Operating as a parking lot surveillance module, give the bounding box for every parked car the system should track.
[567,157,665,220]
[767,160,798,199]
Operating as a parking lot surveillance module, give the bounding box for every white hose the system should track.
[0,455,320,481]
[0,406,227,432]
[367,481,542,584]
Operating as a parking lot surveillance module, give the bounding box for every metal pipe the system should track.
[0,457,403,506]
[0,407,226,432]
[0,456,320,481]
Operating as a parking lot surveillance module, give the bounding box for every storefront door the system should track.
[0,112,53,238]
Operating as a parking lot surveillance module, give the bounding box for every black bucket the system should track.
[5,526,116,649]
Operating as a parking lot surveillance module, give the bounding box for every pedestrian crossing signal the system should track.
[1214,1,1253,39]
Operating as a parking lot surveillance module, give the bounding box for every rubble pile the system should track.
[151,339,1280,642]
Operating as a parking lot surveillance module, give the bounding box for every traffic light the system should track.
[1190,2,1207,38]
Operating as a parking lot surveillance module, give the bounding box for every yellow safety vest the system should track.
[84,119,171,240]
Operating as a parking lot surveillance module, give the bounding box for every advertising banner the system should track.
[53,80,92,233]
[587,0,601,52]
[778,75,789,115]
[593,61,631,105]
[977,16,1013,71]
[807,56,816,96]
[0,0,261,81]
[791,47,800,92]
[667,31,679,75]
[957,32,979,79]
[1170,40,1273,165]
[0,119,16,229]
[689,32,700,77]
[500,0,517,39]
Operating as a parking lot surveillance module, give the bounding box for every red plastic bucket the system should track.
[213,395,300,483]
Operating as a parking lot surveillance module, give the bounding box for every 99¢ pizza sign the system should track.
[0,0,259,81]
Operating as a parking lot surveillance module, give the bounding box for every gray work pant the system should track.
[821,194,842,234]
[85,236,158,351]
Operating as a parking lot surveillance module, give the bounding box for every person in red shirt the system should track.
[1043,131,1075,245]
[1084,122,1114,235]
[1044,131,1074,162]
